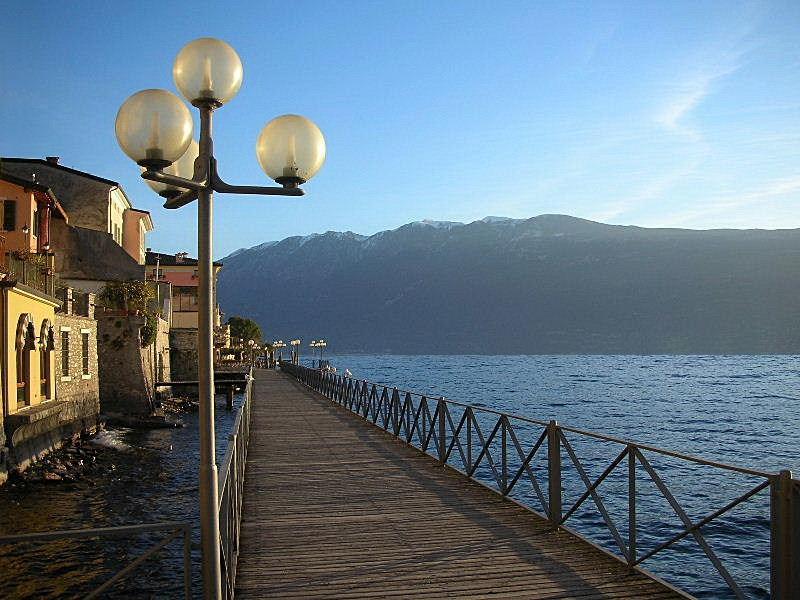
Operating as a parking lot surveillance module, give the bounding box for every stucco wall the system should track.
[0,180,39,252]
[3,285,58,414]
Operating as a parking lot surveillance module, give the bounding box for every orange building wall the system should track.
[122,211,144,264]
[0,180,38,253]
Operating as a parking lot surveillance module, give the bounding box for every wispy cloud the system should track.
[664,175,800,227]
[591,160,701,223]
[654,57,744,138]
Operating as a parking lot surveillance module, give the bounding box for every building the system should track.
[0,174,99,483]
[2,158,167,418]
[145,251,226,380]
[1,157,154,266]
[145,251,223,329]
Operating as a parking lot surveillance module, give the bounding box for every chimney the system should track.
[45,156,59,165]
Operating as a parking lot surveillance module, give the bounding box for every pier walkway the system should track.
[235,369,683,599]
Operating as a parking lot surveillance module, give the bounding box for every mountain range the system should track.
[217,215,800,354]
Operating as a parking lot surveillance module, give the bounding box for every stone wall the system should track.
[170,328,198,381]
[97,313,154,415]
[2,161,111,232]
[142,316,171,399]
[54,312,100,407]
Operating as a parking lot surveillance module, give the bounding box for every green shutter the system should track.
[3,200,16,231]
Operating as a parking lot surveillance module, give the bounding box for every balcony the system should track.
[0,240,57,297]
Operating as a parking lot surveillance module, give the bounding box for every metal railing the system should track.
[6,252,56,297]
[282,363,800,600]
[217,369,253,599]
[0,522,192,598]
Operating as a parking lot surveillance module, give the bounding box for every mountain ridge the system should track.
[218,214,800,354]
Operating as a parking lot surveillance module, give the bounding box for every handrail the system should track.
[347,378,773,478]
[217,367,254,600]
[0,521,192,598]
[282,363,800,600]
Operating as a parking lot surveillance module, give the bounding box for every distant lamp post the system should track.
[310,339,327,368]
[114,37,326,600]
[273,340,286,363]
[263,344,272,368]
[290,339,301,365]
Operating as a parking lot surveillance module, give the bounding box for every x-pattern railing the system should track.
[283,363,799,600]
[0,522,192,598]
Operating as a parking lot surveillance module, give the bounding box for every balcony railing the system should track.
[5,252,56,297]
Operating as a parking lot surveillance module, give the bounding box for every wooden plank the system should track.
[236,369,687,599]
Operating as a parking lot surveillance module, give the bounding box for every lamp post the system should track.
[290,339,301,365]
[114,38,326,599]
[273,339,286,364]
[310,339,327,368]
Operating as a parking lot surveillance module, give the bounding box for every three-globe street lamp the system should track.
[115,37,326,599]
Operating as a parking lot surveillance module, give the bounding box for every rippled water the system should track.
[323,354,800,599]
[1,356,796,598]
[0,395,243,599]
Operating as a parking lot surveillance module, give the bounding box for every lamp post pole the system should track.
[115,38,326,599]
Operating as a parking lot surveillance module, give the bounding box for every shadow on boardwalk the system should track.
[236,369,684,599]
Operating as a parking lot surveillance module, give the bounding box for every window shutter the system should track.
[3,200,16,231]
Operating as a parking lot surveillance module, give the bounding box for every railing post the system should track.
[547,420,562,526]
[771,469,800,599]
[438,397,446,465]
[392,388,400,435]
[628,444,636,567]
[501,416,508,494]
[466,407,472,473]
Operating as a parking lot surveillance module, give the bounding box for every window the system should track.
[32,209,39,237]
[61,330,70,378]
[40,347,51,399]
[3,200,16,231]
[81,332,90,376]
[16,348,28,407]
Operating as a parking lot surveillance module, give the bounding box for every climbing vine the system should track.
[98,280,159,347]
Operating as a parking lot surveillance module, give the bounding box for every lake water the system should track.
[0,355,796,598]
[320,354,800,599]
[0,394,244,598]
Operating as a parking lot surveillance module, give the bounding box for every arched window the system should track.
[15,314,35,408]
[40,320,53,400]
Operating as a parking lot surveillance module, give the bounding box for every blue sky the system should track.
[1,1,799,257]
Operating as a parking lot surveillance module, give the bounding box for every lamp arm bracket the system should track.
[210,168,305,197]
[163,189,199,209]
[142,170,207,192]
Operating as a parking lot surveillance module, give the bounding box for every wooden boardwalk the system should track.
[236,369,685,599]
